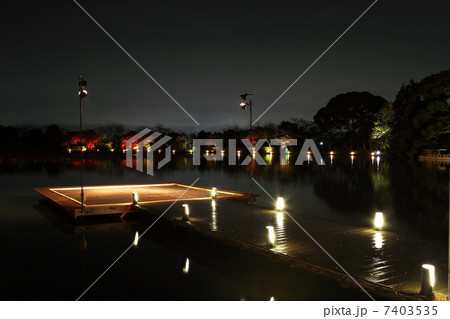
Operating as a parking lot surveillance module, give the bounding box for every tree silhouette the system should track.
[313,91,387,150]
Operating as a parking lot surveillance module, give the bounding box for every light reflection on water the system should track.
[182,258,190,274]
[0,156,448,300]
[2,154,447,239]
[276,212,284,228]
[373,232,383,249]
[211,199,218,231]
[274,212,287,253]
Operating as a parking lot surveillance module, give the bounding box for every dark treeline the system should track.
[1,69,449,159]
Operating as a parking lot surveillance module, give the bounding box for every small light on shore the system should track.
[132,192,139,205]
[276,197,284,211]
[182,204,190,221]
[172,150,176,155]
[270,296,275,301]
[211,187,217,199]
[423,264,435,287]
[182,258,190,274]
[133,231,139,246]
[374,212,384,229]
[420,264,435,297]
[68,148,72,153]
[266,226,275,248]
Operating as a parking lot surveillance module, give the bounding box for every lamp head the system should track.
[78,74,88,98]
[240,102,247,110]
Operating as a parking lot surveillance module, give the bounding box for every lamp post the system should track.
[77,74,88,219]
[239,92,254,201]
[240,92,253,145]
[77,74,88,290]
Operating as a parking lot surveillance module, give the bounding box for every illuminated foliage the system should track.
[390,69,450,158]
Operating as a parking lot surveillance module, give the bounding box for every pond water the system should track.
[0,154,448,300]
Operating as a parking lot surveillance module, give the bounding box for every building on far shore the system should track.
[418,145,450,161]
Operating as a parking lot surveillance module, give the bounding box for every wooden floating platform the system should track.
[34,183,250,219]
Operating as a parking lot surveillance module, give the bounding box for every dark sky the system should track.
[2,0,449,132]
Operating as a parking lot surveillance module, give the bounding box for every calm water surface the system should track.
[0,155,448,300]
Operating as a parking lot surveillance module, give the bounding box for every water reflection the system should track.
[211,200,218,231]
[182,258,190,274]
[133,231,139,246]
[263,153,273,165]
[373,232,383,249]
[274,212,286,253]
[276,212,284,228]
[3,152,447,240]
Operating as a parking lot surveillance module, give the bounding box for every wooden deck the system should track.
[34,183,248,219]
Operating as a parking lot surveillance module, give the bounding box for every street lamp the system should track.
[239,92,254,201]
[78,74,87,219]
[239,92,253,145]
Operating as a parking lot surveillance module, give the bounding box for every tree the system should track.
[313,92,387,150]
[43,124,65,150]
[390,70,450,158]
[96,124,126,151]
[370,102,395,150]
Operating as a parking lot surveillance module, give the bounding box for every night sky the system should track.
[2,0,449,132]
